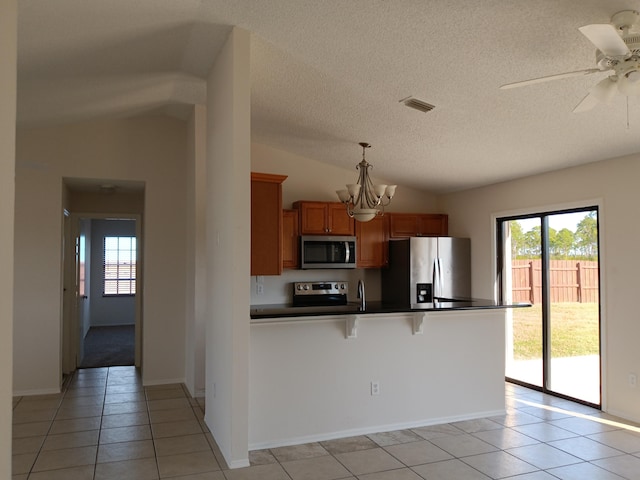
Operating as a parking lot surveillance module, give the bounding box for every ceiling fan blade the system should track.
[573,77,618,113]
[499,69,600,89]
[590,76,618,103]
[578,24,630,56]
[573,92,600,113]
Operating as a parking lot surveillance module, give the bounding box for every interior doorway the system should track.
[498,207,601,407]
[64,214,142,371]
[78,218,137,368]
[61,179,144,375]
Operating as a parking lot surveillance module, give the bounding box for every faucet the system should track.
[357,279,365,311]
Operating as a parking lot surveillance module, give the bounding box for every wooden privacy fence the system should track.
[511,259,599,304]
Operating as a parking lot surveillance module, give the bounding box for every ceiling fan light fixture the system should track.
[618,69,640,95]
[502,10,640,112]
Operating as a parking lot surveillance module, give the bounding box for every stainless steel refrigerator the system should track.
[381,237,471,306]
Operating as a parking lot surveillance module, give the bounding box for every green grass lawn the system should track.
[511,303,599,360]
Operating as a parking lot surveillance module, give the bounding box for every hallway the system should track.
[12,367,640,479]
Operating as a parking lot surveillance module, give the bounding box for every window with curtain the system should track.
[103,236,136,296]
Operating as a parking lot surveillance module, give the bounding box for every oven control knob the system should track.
[303,284,309,290]
[340,283,345,290]
[334,284,339,289]
[296,284,302,290]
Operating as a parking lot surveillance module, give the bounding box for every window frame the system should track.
[103,235,137,297]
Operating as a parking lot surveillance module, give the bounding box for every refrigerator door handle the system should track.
[438,257,444,297]
[433,258,441,298]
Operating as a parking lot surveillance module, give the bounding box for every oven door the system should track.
[300,236,357,269]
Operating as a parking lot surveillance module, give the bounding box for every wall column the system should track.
[204,27,251,468]
[185,105,207,397]
[0,0,17,476]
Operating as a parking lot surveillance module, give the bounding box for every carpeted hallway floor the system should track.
[79,325,135,368]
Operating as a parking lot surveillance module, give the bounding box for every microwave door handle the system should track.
[344,241,351,263]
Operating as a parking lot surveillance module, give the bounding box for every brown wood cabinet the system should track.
[251,172,287,275]
[388,213,448,238]
[356,215,389,268]
[293,201,355,236]
[282,209,299,269]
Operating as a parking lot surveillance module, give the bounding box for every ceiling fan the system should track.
[500,10,640,112]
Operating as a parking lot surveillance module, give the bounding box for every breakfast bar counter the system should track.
[248,304,525,450]
[250,299,528,320]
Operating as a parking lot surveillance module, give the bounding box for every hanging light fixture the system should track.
[336,142,397,222]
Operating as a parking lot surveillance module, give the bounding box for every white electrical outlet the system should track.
[371,381,380,396]
[629,373,637,388]
[256,283,264,295]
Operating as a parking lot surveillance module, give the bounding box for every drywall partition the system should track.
[185,105,207,398]
[0,0,16,476]
[438,154,640,423]
[14,116,188,393]
[204,27,251,468]
[251,142,438,211]
[250,310,505,448]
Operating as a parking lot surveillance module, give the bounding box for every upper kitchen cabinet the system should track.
[282,209,299,269]
[356,215,389,268]
[388,213,448,238]
[251,172,288,275]
[293,201,355,235]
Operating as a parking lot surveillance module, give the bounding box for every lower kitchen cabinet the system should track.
[388,213,448,238]
[282,209,299,269]
[356,215,388,268]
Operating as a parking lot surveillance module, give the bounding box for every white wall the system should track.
[439,154,640,422]
[89,219,136,327]
[204,27,251,469]
[185,105,207,398]
[250,310,505,448]
[0,0,16,475]
[14,116,188,393]
[252,142,437,211]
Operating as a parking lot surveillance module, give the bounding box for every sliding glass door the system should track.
[499,208,600,406]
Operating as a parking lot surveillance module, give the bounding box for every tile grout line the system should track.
[143,379,162,480]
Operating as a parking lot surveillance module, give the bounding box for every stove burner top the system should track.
[292,281,349,307]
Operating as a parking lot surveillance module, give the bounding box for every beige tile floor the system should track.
[12,367,640,479]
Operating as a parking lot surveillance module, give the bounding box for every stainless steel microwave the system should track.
[300,235,357,269]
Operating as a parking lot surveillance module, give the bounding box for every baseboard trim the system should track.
[142,377,186,387]
[604,408,640,425]
[227,458,251,469]
[88,323,135,327]
[249,409,506,451]
[14,387,61,397]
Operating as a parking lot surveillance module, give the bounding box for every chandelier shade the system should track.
[336,143,396,222]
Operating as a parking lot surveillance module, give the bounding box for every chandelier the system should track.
[336,142,397,222]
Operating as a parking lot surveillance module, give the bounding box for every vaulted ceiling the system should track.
[17,0,640,193]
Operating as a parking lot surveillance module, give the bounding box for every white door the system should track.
[76,218,91,366]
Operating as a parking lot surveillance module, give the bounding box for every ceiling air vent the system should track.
[400,96,435,113]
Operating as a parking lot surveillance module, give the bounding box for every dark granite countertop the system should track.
[250,298,530,319]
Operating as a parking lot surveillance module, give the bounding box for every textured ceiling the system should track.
[17,0,640,193]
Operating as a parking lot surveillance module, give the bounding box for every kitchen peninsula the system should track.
[249,300,527,450]
[248,173,528,450]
